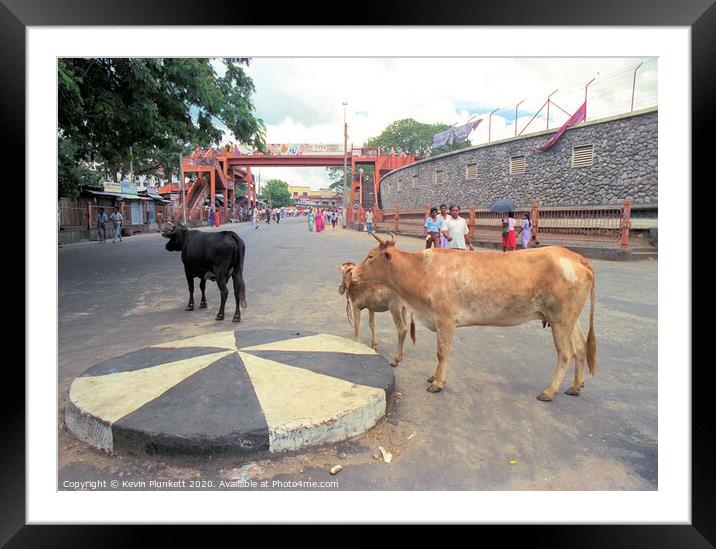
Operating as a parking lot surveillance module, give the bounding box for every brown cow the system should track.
[350,233,596,400]
[337,262,415,367]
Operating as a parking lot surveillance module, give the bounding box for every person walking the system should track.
[501,211,517,252]
[252,206,260,229]
[266,207,271,224]
[110,206,123,242]
[214,205,220,227]
[424,207,442,249]
[518,213,532,249]
[96,207,108,244]
[208,205,215,227]
[441,205,474,251]
[437,204,449,248]
[307,208,315,232]
[364,208,374,234]
[331,209,338,230]
[316,209,325,232]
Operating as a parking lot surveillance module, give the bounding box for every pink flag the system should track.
[537,101,587,151]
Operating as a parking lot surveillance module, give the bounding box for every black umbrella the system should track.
[490,199,518,213]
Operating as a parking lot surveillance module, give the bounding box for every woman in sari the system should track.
[316,209,325,232]
[501,212,517,252]
[307,208,315,231]
[518,213,532,249]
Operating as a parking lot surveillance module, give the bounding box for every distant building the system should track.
[288,185,342,209]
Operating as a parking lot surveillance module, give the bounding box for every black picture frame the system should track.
[3,0,707,544]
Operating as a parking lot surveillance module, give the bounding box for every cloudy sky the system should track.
[220,57,657,190]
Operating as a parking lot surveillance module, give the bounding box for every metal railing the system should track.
[374,198,636,249]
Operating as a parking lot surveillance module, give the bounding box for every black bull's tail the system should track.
[228,232,247,309]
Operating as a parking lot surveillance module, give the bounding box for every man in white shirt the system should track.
[441,205,474,251]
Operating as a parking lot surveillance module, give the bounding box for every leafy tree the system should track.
[58,137,103,198]
[326,166,353,194]
[58,58,266,196]
[364,118,473,157]
[259,179,293,207]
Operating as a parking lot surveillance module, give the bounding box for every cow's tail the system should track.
[346,297,354,327]
[229,232,248,309]
[410,313,416,345]
[580,257,597,376]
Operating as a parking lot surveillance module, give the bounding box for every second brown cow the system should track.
[338,262,415,367]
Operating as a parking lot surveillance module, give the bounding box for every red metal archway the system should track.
[180,145,418,223]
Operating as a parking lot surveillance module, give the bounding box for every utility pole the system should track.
[180,151,186,224]
[488,108,499,143]
[514,99,525,137]
[546,89,558,130]
[342,101,348,225]
[631,62,643,112]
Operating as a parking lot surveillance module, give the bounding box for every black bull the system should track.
[162,225,247,321]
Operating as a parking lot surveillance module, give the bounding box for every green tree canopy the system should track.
[325,166,353,194]
[364,118,473,157]
[58,58,266,197]
[259,179,293,207]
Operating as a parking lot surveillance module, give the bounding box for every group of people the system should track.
[500,212,533,252]
[95,207,123,244]
[306,208,340,232]
[423,204,533,253]
[204,204,221,228]
[248,206,289,229]
[423,204,474,251]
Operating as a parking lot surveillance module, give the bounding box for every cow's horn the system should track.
[387,231,396,243]
[371,232,387,245]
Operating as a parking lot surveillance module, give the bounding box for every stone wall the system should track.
[379,108,657,210]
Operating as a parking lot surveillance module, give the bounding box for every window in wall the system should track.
[466,163,478,180]
[509,155,526,175]
[572,144,594,167]
[435,170,444,185]
[412,174,421,188]
[397,179,402,191]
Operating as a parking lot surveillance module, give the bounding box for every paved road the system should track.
[58,217,657,490]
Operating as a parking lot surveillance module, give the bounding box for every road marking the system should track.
[69,350,233,424]
[153,331,238,351]
[239,351,385,452]
[240,333,377,355]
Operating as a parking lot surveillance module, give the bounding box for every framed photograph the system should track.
[4,0,706,543]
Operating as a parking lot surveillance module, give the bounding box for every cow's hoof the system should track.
[371,342,378,350]
[389,359,399,368]
[185,305,194,311]
[427,376,435,383]
[215,314,224,321]
[427,384,443,393]
[565,387,581,396]
[536,392,554,402]
[232,315,241,323]
[200,302,207,309]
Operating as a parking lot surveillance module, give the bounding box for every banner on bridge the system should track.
[268,143,344,156]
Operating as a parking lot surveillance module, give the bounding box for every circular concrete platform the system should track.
[65,329,395,456]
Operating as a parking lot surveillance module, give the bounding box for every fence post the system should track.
[86,202,91,230]
[395,203,400,232]
[468,205,476,239]
[620,196,632,249]
[530,202,539,244]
